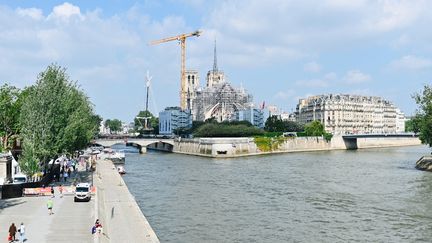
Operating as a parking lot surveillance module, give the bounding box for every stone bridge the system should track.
[94,138,175,153]
[341,133,419,149]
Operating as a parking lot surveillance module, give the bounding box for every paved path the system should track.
[0,164,95,242]
[94,159,159,243]
[0,193,94,242]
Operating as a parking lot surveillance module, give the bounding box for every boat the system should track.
[107,151,125,164]
[117,166,126,175]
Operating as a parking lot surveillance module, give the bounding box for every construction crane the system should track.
[149,30,202,110]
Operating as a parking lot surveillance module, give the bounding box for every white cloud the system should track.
[390,55,432,70]
[16,7,43,20]
[304,62,321,73]
[344,70,371,84]
[48,2,83,21]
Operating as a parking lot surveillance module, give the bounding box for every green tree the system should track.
[134,110,159,134]
[264,116,285,132]
[0,84,24,152]
[304,120,325,136]
[405,116,421,134]
[19,64,100,176]
[105,119,122,133]
[193,123,264,137]
[413,85,432,146]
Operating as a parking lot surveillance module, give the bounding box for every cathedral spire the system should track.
[213,39,218,72]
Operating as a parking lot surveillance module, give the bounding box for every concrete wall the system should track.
[356,137,421,148]
[173,135,421,158]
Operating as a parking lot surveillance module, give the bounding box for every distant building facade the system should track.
[159,107,192,135]
[233,107,265,128]
[295,94,405,134]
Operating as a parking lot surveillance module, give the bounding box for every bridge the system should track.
[93,138,175,153]
[341,133,419,149]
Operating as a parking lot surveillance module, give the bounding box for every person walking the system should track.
[18,222,25,243]
[63,171,68,182]
[59,184,63,198]
[8,223,17,242]
[47,198,54,215]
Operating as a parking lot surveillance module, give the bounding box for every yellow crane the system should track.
[149,30,202,110]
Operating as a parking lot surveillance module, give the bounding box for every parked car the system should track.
[12,174,27,184]
[74,183,91,202]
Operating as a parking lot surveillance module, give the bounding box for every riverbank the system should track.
[173,135,422,158]
[94,158,159,243]
[0,163,94,242]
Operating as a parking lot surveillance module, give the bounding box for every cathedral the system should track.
[186,42,254,122]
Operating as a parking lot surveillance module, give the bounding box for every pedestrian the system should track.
[63,171,68,182]
[67,167,72,178]
[59,184,63,198]
[8,223,16,242]
[95,219,103,235]
[51,186,55,198]
[18,222,25,243]
[47,198,54,215]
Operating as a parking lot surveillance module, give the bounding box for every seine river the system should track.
[121,145,432,242]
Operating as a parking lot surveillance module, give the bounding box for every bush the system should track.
[193,123,264,137]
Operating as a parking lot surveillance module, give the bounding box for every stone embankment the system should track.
[174,135,422,158]
[94,159,159,243]
[415,156,432,172]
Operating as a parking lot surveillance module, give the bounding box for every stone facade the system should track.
[295,94,405,134]
[189,42,254,122]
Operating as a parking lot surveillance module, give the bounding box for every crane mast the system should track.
[149,30,202,110]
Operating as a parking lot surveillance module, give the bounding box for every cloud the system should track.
[344,70,371,84]
[390,55,432,70]
[304,62,321,73]
[48,2,83,21]
[16,7,43,20]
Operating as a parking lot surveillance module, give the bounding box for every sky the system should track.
[0,0,431,122]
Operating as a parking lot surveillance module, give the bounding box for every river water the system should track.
[121,146,432,242]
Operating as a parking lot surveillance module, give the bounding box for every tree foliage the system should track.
[413,85,432,147]
[19,64,100,175]
[304,120,325,136]
[193,123,264,137]
[105,119,122,133]
[0,84,25,152]
[134,110,159,134]
[264,115,304,132]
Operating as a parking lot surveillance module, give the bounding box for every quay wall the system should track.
[173,136,421,158]
[94,159,160,243]
[356,137,421,148]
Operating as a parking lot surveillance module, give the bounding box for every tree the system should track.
[264,116,304,132]
[304,120,325,136]
[405,116,421,134]
[134,110,159,134]
[264,116,285,132]
[0,84,24,151]
[105,119,122,133]
[193,123,264,137]
[19,64,100,176]
[413,85,432,147]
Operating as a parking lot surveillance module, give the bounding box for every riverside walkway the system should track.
[94,158,159,243]
[0,166,94,242]
[1,158,159,242]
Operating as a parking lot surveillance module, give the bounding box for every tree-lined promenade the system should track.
[0,64,101,177]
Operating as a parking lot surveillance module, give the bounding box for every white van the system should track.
[74,183,91,202]
[13,174,27,184]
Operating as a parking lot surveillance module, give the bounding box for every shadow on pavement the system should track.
[0,198,26,213]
